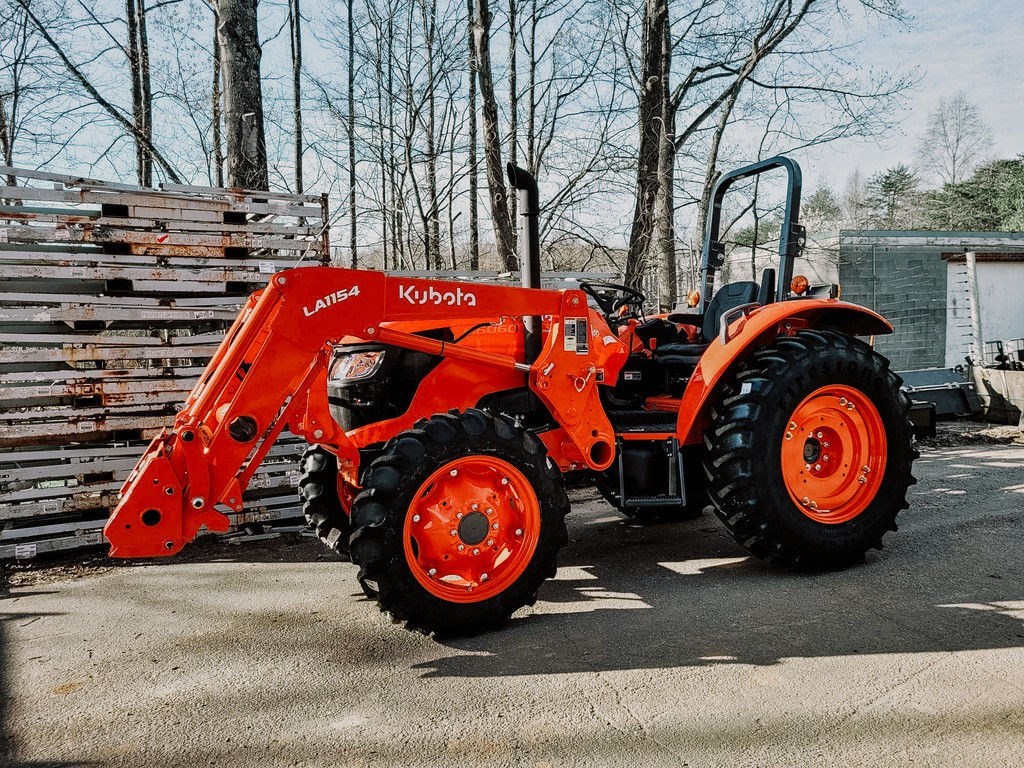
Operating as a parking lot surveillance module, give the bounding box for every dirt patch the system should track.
[1,532,331,593]
[918,420,1024,449]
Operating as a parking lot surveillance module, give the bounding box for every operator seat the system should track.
[651,271,775,394]
[661,280,758,354]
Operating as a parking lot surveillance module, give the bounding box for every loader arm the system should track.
[105,266,619,558]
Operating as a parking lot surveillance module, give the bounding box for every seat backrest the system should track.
[702,281,758,341]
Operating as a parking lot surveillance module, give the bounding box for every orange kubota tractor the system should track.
[105,157,916,636]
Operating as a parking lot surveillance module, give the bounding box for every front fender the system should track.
[676,299,892,444]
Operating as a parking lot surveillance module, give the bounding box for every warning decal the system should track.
[563,317,589,355]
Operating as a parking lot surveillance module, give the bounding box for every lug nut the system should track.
[814,464,822,471]
[471,503,479,511]
[515,528,523,536]
[472,548,479,555]
[486,507,494,515]
[487,539,494,546]
[801,497,810,505]
[450,529,457,536]
[809,501,818,509]
[789,421,797,430]
[839,397,848,406]
[456,512,463,519]
[428,568,436,576]
[190,497,205,509]
[805,464,811,471]
[458,544,465,551]
[450,469,458,477]
[822,455,829,462]
[858,476,867,484]
[412,514,421,523]
[481,573,489,582]
[816,432,823,439]
[785,432,793,441]
[501,478,509,485]
[492,522,499,529]
[862,465,871,473]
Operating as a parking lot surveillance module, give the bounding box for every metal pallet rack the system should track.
[0,166,330,559]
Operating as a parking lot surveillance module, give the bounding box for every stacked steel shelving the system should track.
[0,166,329,559]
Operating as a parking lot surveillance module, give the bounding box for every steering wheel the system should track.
[579,281,647,317]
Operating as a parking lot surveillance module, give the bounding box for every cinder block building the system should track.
[837,232,1024,370]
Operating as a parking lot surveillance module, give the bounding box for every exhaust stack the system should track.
[506,163,542,362]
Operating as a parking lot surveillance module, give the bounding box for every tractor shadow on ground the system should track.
[418,471,1024,678]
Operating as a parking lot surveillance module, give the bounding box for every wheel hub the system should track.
[457,510,489,545]
[802,437,822,463]
[403,456,541,603]
[780,385,887,524]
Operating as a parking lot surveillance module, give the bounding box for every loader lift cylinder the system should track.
[507,163,542,363]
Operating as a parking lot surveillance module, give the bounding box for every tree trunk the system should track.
[373,15,388,269]
[421,0,441,270]
[137,0,152,185]
[346,0,357,265]
[125,0,144,185]
[653,12,675,310]
[624,0,667,290]
[507,0,517,224]
[387,11,400,269]
[467,0,480,270]
[526,0,536,174]
[0,91,15,188]
[288,0,303,193]
[473,0,517,270]
[212,18,224,187]
[217,0,269,190]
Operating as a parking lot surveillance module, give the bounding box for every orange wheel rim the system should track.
[780,384,887,524]
[402,456,541,603]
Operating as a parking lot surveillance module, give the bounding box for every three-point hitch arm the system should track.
[104,266,626,558]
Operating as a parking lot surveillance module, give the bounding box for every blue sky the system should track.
[803,0,1024,189]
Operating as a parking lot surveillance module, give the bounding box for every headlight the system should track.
[328,349,386,383]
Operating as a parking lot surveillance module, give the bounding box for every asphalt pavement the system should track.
[2,438,1023,767]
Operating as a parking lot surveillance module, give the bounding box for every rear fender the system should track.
[676,299,892,445]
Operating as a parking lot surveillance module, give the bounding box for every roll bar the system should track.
[699,156,805,313]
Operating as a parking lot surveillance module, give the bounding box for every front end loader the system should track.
[106,157,916,636]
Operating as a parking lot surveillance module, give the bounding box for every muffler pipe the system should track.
[506,163,541,363]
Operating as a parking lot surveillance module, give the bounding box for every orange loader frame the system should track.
[104,262,890,558]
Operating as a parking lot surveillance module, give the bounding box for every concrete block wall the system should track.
[838,232,1024,371]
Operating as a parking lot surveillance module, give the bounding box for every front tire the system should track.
[298,445,350,558]
[704,329,915,569]
[349,409,570,636]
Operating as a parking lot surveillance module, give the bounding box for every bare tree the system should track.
[915,91,993,187]
[466,0,480,268]
[623,0,668,291]
[842,168,869,228]
[288,0,304,193]
[621,0,912,292]
[216,0,268,189]
[346,0,357,264]
[473,0,516,269]
[15,0,182,182]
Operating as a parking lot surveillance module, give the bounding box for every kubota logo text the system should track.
[303,285,360,317]
[399,284,477,307]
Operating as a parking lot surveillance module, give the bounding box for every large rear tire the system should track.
[349,409,570,636]
[704,329,916,570]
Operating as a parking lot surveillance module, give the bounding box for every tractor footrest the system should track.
[607,409,677,433]
[621,494,684,507]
